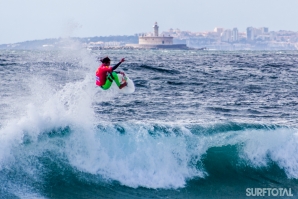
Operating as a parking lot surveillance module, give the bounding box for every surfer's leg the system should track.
[101,72,125,90]
[100,77,113,90]
[111,72,121,87]
[112,72,127,89]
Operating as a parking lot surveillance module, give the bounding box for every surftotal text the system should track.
[246,188,293,197]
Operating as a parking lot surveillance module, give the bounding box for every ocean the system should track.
[1,43,298,198]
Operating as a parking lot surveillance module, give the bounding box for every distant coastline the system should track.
[0,33,297,51]
[0,36,202,51]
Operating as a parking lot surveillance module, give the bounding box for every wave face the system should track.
[1,48,298,198]
[1,122,298,198]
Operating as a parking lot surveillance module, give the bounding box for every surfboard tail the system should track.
[117,73,135,94]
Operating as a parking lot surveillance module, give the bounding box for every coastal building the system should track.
[247,27,254,41]
[261,27,269,34]
[221,29,232,42]
[214,27,224,35]
[126,22,188,49]
[232,28,239,42]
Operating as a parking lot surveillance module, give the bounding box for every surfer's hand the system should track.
[120,71,125,75]
[120,58,125,62]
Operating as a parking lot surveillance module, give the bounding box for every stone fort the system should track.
[127,22,188,49]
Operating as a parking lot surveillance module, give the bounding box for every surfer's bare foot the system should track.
[119,82,127,89]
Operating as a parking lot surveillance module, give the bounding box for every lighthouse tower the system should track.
[153,22,159,37]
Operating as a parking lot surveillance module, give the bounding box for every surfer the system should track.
[95,57,127,90]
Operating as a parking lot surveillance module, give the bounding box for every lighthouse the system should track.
[153,22,159,37]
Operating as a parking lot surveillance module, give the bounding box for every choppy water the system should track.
[1,44,298,198]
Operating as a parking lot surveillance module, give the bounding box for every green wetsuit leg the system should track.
[111,72,121,87]
[101,72,121,90]
[101,79,112,90]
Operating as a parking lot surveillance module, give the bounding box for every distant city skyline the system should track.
[1,0,298,44]
[2,24,298,50]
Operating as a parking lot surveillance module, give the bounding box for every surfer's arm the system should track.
[112,62,122,71]
[112,58,125,71]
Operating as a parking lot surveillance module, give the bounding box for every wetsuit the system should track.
[96,62,122,90]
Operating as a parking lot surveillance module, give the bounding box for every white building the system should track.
[221,29,232,42]
[232,28,239,42]
[247,27,254,41]
[214,27,224,35]
[261,27,269,34]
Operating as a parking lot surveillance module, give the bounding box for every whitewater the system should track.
[0,43,298,198]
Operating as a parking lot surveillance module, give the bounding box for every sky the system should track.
[0,0,298,44]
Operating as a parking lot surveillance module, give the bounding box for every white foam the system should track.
[66,123,207,189]
[239,128,298,178]
[0,39,98,168]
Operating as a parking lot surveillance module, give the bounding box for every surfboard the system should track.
[114,73,135,94]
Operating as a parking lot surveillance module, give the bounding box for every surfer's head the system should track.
[101,57,111,66]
